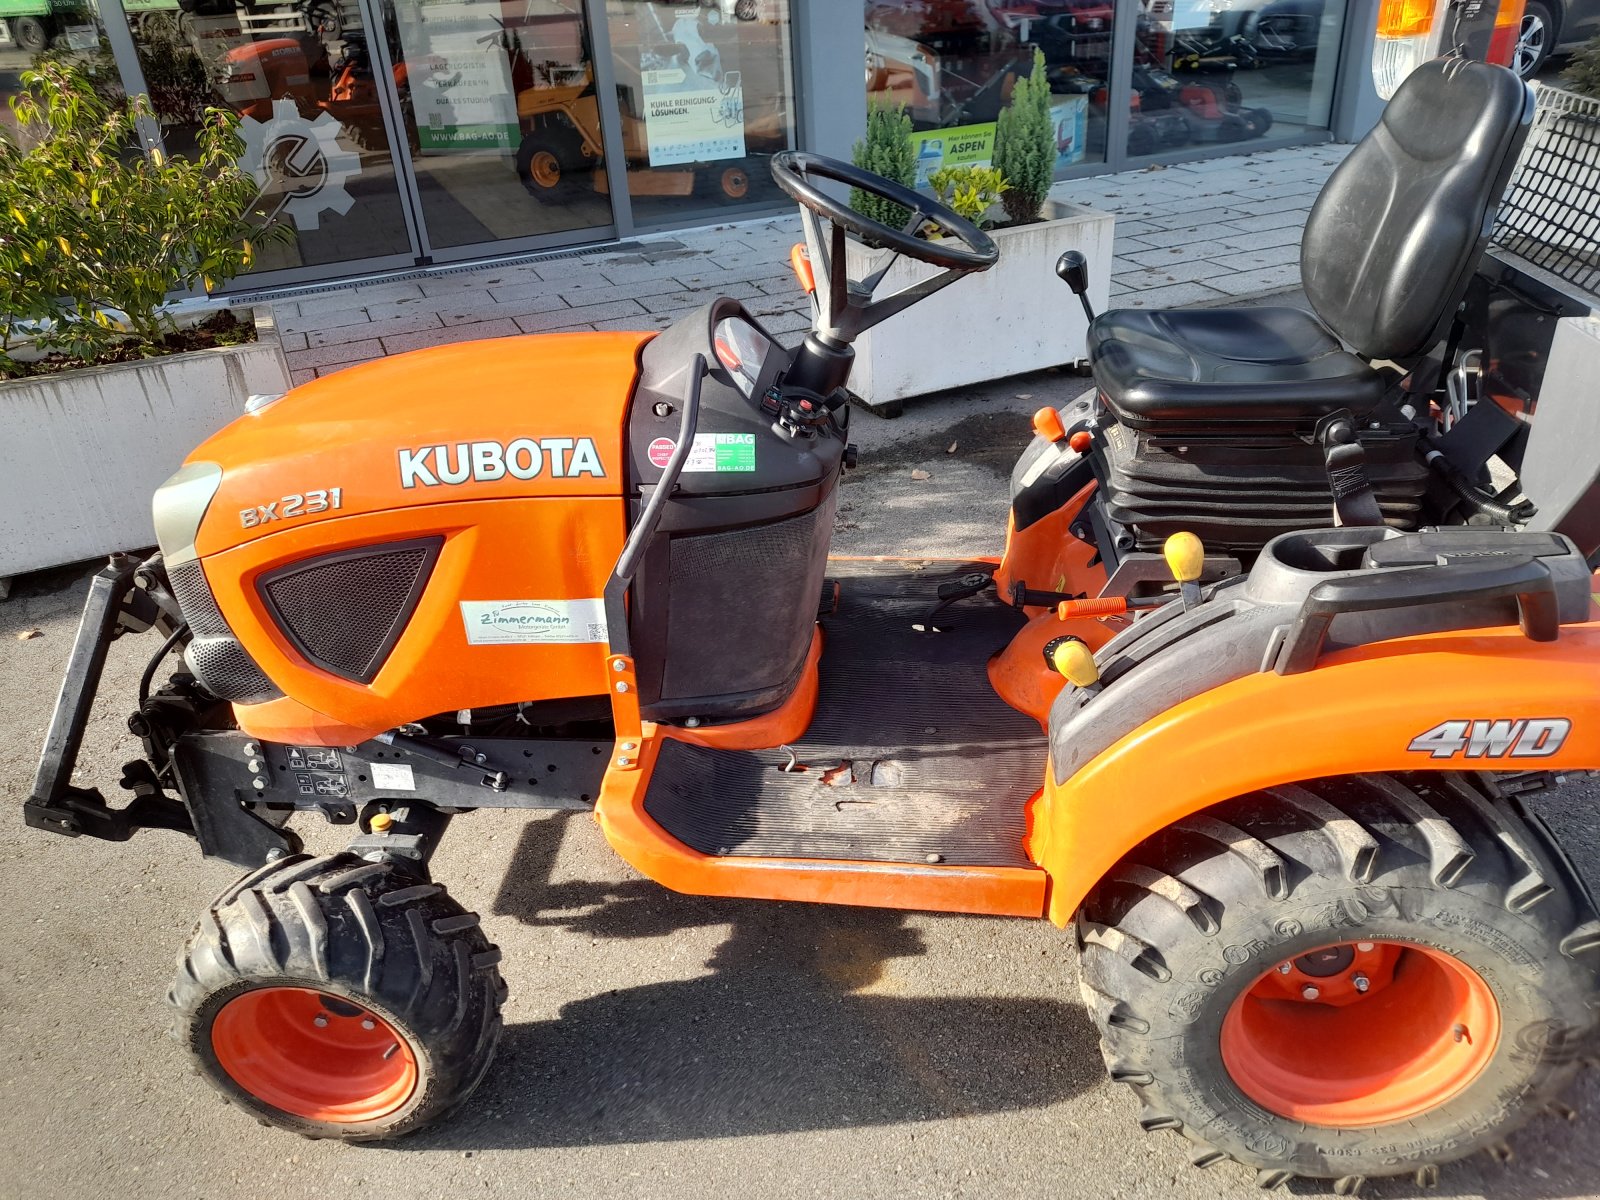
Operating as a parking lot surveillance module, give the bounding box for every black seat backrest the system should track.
[1301,58,1533,363]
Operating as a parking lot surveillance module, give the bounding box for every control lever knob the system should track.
[1164,532,1205,610]
[1056,250,1089,294]
[1056,250,1096,324]
[1048,637,1102,692]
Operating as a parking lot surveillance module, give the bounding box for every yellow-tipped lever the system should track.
[1164,531,1205,610]
[1050,638,1101,692]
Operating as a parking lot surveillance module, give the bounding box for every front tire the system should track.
[516,129,586,203]
[170,853,505,1141]
[1078,774,1599,1188]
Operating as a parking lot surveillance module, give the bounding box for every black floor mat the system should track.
[642,560,1044,867]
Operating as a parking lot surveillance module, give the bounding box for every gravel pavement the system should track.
[4,363,1600,1200]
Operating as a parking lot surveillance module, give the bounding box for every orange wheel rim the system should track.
[1220,940,1499,1127]
[723,168,749,198]
[530,151,561,189]
[211,987,418,1123]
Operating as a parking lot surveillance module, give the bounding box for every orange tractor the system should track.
[24,54,1600,1188]
[514,65,785,206]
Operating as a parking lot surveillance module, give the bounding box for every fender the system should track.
[1030,620,1600,926]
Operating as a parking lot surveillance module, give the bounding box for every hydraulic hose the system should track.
[138,621,189,707]
[1420,435,1536,525]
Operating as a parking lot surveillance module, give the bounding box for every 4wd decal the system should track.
[1408,718,1571,759]
[399,438,605,488]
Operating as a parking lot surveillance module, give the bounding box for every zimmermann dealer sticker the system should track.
[461,600,609,645]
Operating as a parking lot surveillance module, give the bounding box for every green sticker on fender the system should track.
[684,432,756,472]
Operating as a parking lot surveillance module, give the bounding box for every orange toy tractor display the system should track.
[25,58,1600,1187]
[514,67,781,205]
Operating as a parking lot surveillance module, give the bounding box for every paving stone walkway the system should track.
[272,140,1352,385]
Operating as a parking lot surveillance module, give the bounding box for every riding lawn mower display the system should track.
[24,52,1600,1190]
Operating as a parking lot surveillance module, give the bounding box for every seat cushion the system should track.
[1087,305,1387,432]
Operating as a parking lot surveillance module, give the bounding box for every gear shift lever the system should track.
[1056,251,1095,325]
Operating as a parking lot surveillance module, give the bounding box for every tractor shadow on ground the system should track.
[391,813,1102,1152]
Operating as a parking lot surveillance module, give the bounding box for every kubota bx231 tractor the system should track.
[23,47,1600,1189]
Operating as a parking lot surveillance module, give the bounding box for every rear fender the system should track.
[1032,622,1600,926]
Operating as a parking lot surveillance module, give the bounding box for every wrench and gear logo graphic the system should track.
[240,99,361,231]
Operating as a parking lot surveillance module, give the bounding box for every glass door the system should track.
[374,0,617,257]
[122,0,421,278]
[601,0,797,226]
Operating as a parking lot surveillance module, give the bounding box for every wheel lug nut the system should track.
[1277,962,1292,975]
[1301,985,1320,1000]
[1356,942,1374,953]
[1353,973,1370,993]
[313,1014,329,1027]
[361,1018,376,1030]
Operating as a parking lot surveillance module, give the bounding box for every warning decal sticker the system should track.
[683,432,756,473]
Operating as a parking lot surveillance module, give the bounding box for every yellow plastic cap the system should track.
[1164,532,1205,584]
[370,811,394,832]
[1050,639,1100,688]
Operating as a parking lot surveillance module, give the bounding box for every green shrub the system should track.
[851,100,915,230]
[929,164,1009,227]
[1561,34,1600,99]
[0,60,269,366]
[992,47,1055,224]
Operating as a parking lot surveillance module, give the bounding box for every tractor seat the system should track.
[1087,305,1386,432]
[1086,57,1533,438]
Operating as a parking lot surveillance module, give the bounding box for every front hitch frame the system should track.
[24,554,195,844]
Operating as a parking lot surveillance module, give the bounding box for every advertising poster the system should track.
[1051,94,1088,169]
[640,10,745,166]
[395,0,520,154]
[909,122,996,188]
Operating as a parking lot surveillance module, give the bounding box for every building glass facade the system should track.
[0,0,1362,291]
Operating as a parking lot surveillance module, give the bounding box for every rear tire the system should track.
[1077,773,1599,1187]
[170,853,505,1141]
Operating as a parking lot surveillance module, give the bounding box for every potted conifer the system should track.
[0,60,290,588]
[844,49,1113,412]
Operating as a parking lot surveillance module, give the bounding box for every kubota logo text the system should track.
[1407,718,1571,759]
[399,438,605,488]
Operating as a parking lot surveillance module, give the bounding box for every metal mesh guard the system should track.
[261,542,437,683]
[1492,83,1600,299]
[167,559,281,703]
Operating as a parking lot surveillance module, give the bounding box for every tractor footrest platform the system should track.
[643,560,1039,867]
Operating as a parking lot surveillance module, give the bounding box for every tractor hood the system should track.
[158,332,650,563]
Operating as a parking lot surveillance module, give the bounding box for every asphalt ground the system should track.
[4,359,1600,1200]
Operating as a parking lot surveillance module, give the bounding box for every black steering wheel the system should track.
[769,151,998,273]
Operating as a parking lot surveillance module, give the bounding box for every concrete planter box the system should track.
[0,310,290,585]
[845,200,1114,412]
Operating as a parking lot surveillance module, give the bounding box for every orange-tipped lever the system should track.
[1032,406,1067,443]
[789,243,815,295]
[1056,595,1165,620]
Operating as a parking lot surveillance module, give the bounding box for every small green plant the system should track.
[928,164,1009,227]
[992,47,1056,225]
[0,60,271,367]
[1560,34,1600,99]
[851,100,916,229]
